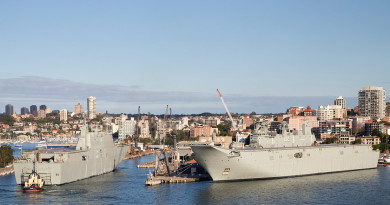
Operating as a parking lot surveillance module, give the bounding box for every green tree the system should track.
[354,138,362,144]
[0,114,15,126]
[217,123,231,136]
[324,137,339,144]
[373,143,390,153]
[381,120,390,127]
[0,145,14,168]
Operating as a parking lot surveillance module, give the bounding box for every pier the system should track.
[123,150,156,160]
[137,161,155,168]
[145,176,199,186]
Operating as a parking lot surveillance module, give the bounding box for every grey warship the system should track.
[14,126,129,185]
[191,121,379,182]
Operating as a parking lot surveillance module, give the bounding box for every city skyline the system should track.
[1,1,389,114]
[0,92,372,115]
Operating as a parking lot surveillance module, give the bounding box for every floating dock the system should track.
[145,176,199,186]
[137,161,155,168]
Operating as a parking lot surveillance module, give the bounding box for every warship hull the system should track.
[14,146,128,185]
[14,127,129,185]
[191,145,378,181]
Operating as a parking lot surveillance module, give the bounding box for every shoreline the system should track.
[0,165,14,176]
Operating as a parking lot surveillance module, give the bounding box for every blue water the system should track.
[1,150,390,204]
[5,142,41,158]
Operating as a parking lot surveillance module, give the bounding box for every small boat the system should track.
[36,143,47,148]
[378,155,390,165]
[23,162,44,193]
[145,171,161,186]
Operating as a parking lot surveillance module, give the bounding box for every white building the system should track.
[60,109,68,122]
[317,105,344,121]
[138,119,151,138]
[175,117,190,130]
[182,117,189,128]
[38,109,46,119]
[45,108,52,114]
[118,116,137,141]
[351,116,371,135]
[334,96,346,109]
[358,86,386,119]
[87,96,96,120]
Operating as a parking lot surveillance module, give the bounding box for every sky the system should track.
[0,1,389,114]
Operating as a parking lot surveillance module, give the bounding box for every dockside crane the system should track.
[158,105,169,145]
[134,106,140,150]
[217,89,238,130]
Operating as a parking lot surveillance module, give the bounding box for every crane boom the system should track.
[135,106,141,148]
[217,89,237,129]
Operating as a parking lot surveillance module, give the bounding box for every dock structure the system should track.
[137,161,155,168]
[123,150,156,160]
[145,176,199,186]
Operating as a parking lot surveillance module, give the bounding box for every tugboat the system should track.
[23,162,44,193]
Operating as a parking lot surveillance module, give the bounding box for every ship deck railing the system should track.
[192,144,373,152]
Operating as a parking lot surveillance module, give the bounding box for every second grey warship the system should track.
[14,126,129,185]
[191,121,379,182]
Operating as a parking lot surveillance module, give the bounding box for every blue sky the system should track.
[0,1,389,114]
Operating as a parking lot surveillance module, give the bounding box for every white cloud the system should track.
[0,76,358,114]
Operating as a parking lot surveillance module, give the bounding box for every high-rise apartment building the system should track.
[317,105,344,121]
[358,86,386,119]
[5,104,13,115]
[39,105,47,111]
[118,116,137,140]
[38,109,46,119]
[74,103,83,114]
[87,96,96,120]
[139,119,151,138]
[334,96,346,109]
[21,107,29,115]
[60,109,68,122]
[30,105,38,116]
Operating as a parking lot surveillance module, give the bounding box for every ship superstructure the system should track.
[191,121,379,181]
[14,126,129,185]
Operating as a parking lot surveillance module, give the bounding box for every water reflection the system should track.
[1,155,389,204]
[198,169,379,204]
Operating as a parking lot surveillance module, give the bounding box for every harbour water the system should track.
[1,151,390,204]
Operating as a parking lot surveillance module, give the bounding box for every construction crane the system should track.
[135,106,141,149]
[158,105,169,145]
[217,89,237,130]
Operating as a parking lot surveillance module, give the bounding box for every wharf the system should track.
[145,176,199,186]
[138,161,155,168]
[124,150,156,160]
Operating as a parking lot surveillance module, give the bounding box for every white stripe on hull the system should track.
[192,145,379,181]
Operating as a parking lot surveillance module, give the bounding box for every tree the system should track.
[354,138,362,144]
[373,143,390,153]
[0,145,14,168]
[324,137,339,144]
[381,120,390,127]
[0,114,15,126]
[217,123,231,136]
